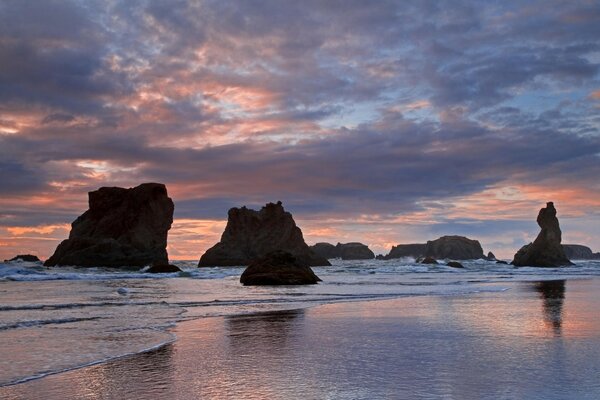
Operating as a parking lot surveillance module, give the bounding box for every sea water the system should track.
[1,258,599,387]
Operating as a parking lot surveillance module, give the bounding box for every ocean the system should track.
[1,258,600,398]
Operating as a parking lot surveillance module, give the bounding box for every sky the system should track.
[1,0,599,260]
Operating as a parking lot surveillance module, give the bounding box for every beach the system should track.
[2,274,599,400]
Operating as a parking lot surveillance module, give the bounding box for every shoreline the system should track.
[2,277,600,399]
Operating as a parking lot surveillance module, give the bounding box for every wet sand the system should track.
[3,279,600,399]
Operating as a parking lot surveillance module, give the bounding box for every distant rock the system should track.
[5,254,40,262]
[382,236,485,260]
[512,202,572,267]
[496,260,509,265]
[562,244,600,260]
[311,242,375,260]
[446,261,464,268]
[487,251,497,261]
[375,254,385,260]
[44,183,174,268]
[420,256,439,265]
[240,251,322,285]
[198,201,330,267]
[383,244,427,260]
[310,242,339,259]
[146,263,181,273]
[338,242,375,260]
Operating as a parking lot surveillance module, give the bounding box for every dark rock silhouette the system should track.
[147,263,181,273]
[44,183,174,268]
[496,260,509,265]
[198,201,330,267]
[562,244,600,260]
[338,242,374,260]
[240,251,322,285]
[383,243,427,260]
[446,261,464,268]
[512,202,572,267]
[487,251,497,261]
[310,242,374,260]
[5,254,40,262]
[420,256,439,265]
[310,242,339,259]
[382,236,484,260]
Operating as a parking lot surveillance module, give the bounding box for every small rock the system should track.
[5,254,40,262]
[446,261,464,268]
[420,257,439,265]
[146,263,181,273]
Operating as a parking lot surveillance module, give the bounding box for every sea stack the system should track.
[310,242,375,260]
[512,202,572,267]
[44,183,174,267]
[198,201,330,267]
[382,236,485,260]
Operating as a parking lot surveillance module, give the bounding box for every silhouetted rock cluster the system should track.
[310,242,374,260]
[44,183,174,268]
[5,254,41,262]
[512,202,572,267]
[198,201,330,267]
[240,251,321,285]
[146,263,182,273]
[381,236,485,260]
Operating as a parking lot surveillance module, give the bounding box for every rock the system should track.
[146,263,181,273]
[338,242,374,260]
[383,243,427,260]
[240,251,322,285]
[5,254,40,262]
[446,261,464,268]
[198,201,330,267]
[375,254,385,260]
[310,242,339,259]
[496,260,509,265]
[44,183,174,268]
[512,202,572,267]
[309,242,374,260]
[561,244,598,260]
[425,236,485,260]
[487,251,497,261]
[382,236,484,260]
[420,256,439,265]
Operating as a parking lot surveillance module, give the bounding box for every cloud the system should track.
[0,0,599,259]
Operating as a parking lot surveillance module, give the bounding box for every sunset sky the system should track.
[1,0,599,260]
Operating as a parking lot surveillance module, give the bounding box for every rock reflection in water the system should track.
[533,280,565,335]
[225,309,305,352]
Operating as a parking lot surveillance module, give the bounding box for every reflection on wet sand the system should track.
[533,280,565,335]
[226,309,305,351]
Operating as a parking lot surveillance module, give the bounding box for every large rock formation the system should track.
[310,242,375,260]
[198,201,330,267]
[512,202,572,267]
[562,244,600,260]
[44,183,174,267]
[381,236,484,260]
[240,251,322,285]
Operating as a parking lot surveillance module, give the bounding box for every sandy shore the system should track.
[2,278,600,399]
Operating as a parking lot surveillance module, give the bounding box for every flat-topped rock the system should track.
[198,201,330,267]
[240,251,322,285]
[44,183,174,268]
[382,236,484,260]
[146,263,182,273]
[562,244,599,260]
[5,254,40,262]
[512,202,572,267]
[310,242,375,260]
